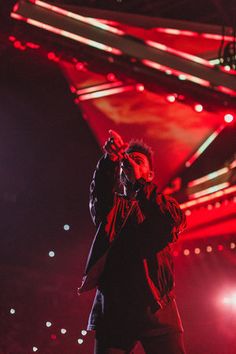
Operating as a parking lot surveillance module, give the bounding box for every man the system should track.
[79,130,187,354]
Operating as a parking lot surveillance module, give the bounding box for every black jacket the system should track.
[79,154,186,309]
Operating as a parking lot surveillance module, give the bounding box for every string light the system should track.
[81,330,87,336]
[46,321,52,327]
[206,246,213,253]
[48,251,55,257]
[10,308,16,314]
[194,248,201,254]
[77,338,84,344]
[183,249,190,256]
[61,328,67,334]
[32,347,38,352]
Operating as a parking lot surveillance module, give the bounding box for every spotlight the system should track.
[48,251,55,258]
[206,246,213,253]
[183,249,190,256]
[136,83,145,92]
[166,94,176,103]
[194,104,203,113]
[224,113,234,123]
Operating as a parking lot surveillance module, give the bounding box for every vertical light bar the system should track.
[185,125,225,168]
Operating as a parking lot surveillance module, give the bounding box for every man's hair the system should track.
[126,139,154,170]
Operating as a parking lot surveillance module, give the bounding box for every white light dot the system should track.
[206,246,212,253]
[207,204,213,210]
[166,94,176,103]
[77,338,84,344]
[183,249,190,256]
[33,347,38,352]
[63,224,70,231]
[10,308,16,314]
[46,321,52,327]
[81,330,87,336]
[230,242,236,249]
[165,69,172,75]
[48,251,55,258]
[215,202,221,208]
[178,74,186,80]
[224,65,231,71]
[61,328,67,334]
[194,104,203,113]
[224,113,234,123]
[185,210,191,216]
[194,248,201,254]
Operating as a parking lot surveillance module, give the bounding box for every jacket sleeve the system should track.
[136,183,186,254]
[89,154,120,226]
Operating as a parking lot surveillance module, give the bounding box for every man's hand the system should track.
[103,130,128,161]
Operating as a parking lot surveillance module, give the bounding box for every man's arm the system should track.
[89,130,128,226]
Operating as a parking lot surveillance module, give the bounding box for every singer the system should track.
[78,130,187,354]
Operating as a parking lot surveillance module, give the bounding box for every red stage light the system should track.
[47,52,58,61]
[194,104,203,112]
[136,84,145,92]
[224,113,234,123]
[218,245,224,251]
[50,334,57,340]
[166,95,176,103]
[107,73,116,81]
[9,36,16,42]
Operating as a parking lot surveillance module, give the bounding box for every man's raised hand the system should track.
[103,130,128,161]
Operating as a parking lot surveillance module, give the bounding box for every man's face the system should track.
[120,151,154,184]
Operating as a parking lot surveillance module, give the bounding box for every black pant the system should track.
[94,332,186,354]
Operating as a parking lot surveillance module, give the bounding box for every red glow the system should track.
[218,245,224,251]
[194,104,203,112]
[107,73,116,81]
[13,2,19,12]
[47,52,59,61]
[224,113,234,123]
[50,334,57,340]
[8,36,16,42]
[166,94,176,103]
[26,42,40,49]
[75,62,85,71]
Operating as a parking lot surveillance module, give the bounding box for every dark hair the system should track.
[126,139,154,170]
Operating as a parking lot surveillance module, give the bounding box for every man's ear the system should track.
[147,170,154,182]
